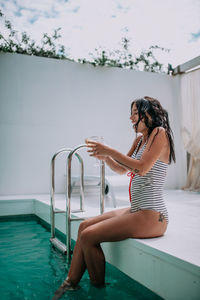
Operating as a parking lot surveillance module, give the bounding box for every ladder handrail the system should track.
[50,144,105,261]
[66,144,105,261]
[50,148,84,239]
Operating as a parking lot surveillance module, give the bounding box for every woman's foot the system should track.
[52,277,80,300]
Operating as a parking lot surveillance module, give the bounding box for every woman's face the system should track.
[130,103,148,133]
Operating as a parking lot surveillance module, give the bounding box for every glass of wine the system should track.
[85,136,104,166]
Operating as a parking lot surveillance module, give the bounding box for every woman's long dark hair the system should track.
[131,96,176,164]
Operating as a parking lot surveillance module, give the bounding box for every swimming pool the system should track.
[0,215,163,300]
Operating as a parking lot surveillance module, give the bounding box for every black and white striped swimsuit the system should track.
[130,137,169,223]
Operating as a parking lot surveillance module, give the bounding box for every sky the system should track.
[0,0,200,68]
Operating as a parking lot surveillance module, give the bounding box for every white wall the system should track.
[0,53,186,195]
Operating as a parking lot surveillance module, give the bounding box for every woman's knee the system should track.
[80,227,95,247]
[78,214,102,236]
[78,219,91,235]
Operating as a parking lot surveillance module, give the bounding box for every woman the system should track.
[53,96,175,299]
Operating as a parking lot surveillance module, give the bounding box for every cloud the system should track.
[191,30,200,40]
[0,0,200,66]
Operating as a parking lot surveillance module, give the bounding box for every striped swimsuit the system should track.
[130,137,169,223]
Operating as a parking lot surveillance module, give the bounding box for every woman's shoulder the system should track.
[148,127,168,145]
[150,127,166,137]
[135,133,143,142]
[127,134,143,156]
[134,133,144,148]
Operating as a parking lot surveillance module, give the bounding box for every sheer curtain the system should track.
[180,68,200,191]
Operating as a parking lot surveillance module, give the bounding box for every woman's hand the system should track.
[86,140,111,157]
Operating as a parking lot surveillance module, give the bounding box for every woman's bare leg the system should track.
[67,207,130,285]
[52,210,131,299]
[80,210,167,285]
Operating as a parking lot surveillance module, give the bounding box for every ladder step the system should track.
[70,217,85,221]
[50,238,67,255]
[71,209,85,213]
[53,209,85,214]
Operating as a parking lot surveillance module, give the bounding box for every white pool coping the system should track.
[1,189,200,267]
[0,189,200,299]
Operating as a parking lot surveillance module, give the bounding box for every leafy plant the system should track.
[0,9,170,73]
[0,9,67,59]
[82,38,170,73]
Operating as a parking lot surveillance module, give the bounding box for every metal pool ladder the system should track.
[50,144,105,261]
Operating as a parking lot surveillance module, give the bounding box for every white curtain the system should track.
[180,68,200,191]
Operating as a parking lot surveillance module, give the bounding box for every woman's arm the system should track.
[104,156,127,174]
[95,135,142,175]
[88,128,168,176]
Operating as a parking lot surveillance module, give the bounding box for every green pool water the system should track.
[0,216,163,300]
